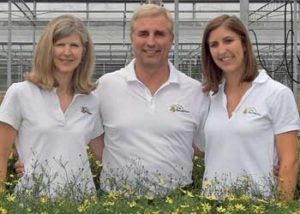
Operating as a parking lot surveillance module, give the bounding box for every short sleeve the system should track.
[90,92,104,140]
[193,95,210,152]
[271,88,300,134]
[193,128,205,152]
[0,83,22,130]
[90,112,104,140]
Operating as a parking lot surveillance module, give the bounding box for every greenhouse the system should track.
[0,0,299,98]
[0,1,300,213]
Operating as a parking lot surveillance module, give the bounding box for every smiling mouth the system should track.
[59,59,74,63]
[144,49,160,53]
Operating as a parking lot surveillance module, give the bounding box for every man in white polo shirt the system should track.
[96,4,209,195]
[15,4,209,196]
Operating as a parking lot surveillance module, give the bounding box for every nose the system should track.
[146,35,155,47]
[217,43,227,55]
[62,45,72,55]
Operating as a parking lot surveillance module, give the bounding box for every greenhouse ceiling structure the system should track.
[0,0,299,97]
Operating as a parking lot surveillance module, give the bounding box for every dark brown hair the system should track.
[201,15,257,94]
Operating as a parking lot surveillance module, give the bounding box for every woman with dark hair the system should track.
[200,15,299,200]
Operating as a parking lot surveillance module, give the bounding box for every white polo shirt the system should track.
[202,70,300,197]
[96,59,209,195]
[0,81,103,198]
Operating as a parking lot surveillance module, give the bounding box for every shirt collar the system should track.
[219,69,269,90]
[253,69,269,84]
[125,59,179,84]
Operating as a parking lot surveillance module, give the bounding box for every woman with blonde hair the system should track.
[200,15,299,200]
[0,14,103,200]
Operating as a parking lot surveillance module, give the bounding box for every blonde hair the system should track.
[201,15,258,94]
[25,14,96,94]
[130,4,174,37]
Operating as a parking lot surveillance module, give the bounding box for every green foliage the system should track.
[1,148,300,213]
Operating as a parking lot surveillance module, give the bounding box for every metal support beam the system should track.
[12,0,34,24]
[293,0,298,98]
[7,0,12,87]
[240,0,249,29]
[33,1,36,55]
[174,0,179,68]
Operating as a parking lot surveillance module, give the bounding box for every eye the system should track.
[208,42,217,48]
[154,31,166,37]
[71,43,81,48]
[137,31,149,37]
[223,38,234,44]
[55,43,65,47]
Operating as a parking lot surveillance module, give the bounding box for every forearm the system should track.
[192,143,204,157]
[0,158,8,191]
[89,134,104,161]
[0,122,17,190]
[277,160,298,201]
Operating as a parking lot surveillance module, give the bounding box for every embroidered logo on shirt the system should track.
[169,104,190,113]
[243,107,261,116]
[81,106,92,115]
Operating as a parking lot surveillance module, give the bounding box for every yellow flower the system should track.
[251,205,265,214]
[202,180,212,187]
[77,205,86,213]
[0,207,7,214]
[202,203,212,214]
[165,196,173,204]
[157,176,164,185]
[180,204,189,208]
[83,199,90,207]
[39,196,48,204]
[180,188,187,194]
[145,195,154,201]
[95,160,102,167]
[6,193,16,202]
[108,191,118,199]
[171,208,180,214]
[121,184,131,192]
[103,202,115,207]
[128,200,136,208]
[235,204,246,211]
[4,182,12,187]
[216,206,226,213]
[186,191,194,198]
[240,194,250,201]
[207,195,217,201]
[90,195,97,204]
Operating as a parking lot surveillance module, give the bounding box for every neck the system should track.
[223,72,243,90]
[134,62,170,95]
[54,72,74,96]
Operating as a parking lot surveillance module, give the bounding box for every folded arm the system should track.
[276,131,299,201]
[89,133,104,161]
[0,122,17,190]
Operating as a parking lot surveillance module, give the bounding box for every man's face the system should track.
[131,14,173,69]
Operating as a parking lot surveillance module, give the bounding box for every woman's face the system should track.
[208,26,245,78]
[53,33,84,76]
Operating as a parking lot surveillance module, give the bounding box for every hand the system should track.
[14,160,25,178]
